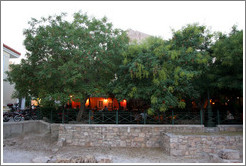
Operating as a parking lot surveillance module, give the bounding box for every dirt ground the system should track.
[1,133,229,163]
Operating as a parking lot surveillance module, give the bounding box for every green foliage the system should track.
[112,23,214,113]
[6,11,128,109]
[178,101,186,109]
[151,95,158,104]
[128,87,137,98]
[159,104,168,112]
[6,15,242,117]
[147,108,154,115]
[209,26,243,98]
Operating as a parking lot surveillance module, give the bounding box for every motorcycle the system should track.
[3,111,23,122]
[20,109,38,120]
[3,112,11,122]
[3,103,23,122]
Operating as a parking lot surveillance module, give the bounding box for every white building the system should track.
[3,44,21,108]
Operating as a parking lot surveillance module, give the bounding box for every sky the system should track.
[1,1,245,62]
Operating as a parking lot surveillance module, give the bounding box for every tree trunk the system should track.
[197,97,206,125]
[76,98,87,122]
[207,89,215,127]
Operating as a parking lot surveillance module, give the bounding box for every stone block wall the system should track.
[3,120,50,139]
[51,124,60,139]
[3,122,23,138]
[58,124,204,147]
[162,133,243,157]
[217,125,243,132]
[161,132,170,154]
[4,120,243,156]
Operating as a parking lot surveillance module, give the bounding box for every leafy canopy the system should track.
[6,11,128,107]
[112,24,213,115]
[210,26,243,95]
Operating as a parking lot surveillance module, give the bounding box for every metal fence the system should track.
[36,107,79,123]
[215,110,243,125]
[88,109,203,125]
[35,107,242,125]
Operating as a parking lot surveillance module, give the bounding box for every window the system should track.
[98,101,103,108]
[108,102,112,108]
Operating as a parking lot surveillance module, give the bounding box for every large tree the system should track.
[210,26,243,95]
[112,24,212,115]
[169,24,213,106]
[208,26,243,114]
[171,24,214,126]
[6,12,128,121]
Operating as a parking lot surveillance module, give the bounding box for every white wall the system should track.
[3,51,18,106]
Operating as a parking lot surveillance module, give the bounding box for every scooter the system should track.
[3,103,23,122]
[20,109,38,120]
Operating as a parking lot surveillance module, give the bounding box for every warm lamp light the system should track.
[104,99,108,102]
[123,99,126,103]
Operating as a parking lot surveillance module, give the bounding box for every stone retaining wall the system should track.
[217,125,243,132]
[3,120,243,155]
[51,123,60,139]
[161,132,243,157]
[3,120,51,138]
[58,124,204,147]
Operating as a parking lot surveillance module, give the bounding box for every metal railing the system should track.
[36,107,79,124]
[216,110,243,125]
[88,109,204,125]
[34,107,242,125]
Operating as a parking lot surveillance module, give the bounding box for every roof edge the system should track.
[3,44,21,55]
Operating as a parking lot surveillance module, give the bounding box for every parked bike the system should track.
[3,111,23,122]
[21,109,38,120]
[3,103,23,122]
[3,112,11,122]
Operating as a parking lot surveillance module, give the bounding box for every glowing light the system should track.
[123,99,126,103]
[212,102,215,105]
[104,99,108,102]
[37,98,41,104]
[86,99,89,104]
[31,100,38,106]
[70,95,73,98]
[210,99,212,103]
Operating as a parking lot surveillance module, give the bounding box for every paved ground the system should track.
[3,133,215,163]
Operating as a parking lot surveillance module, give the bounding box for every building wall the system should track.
[3,51,10,79]
[3,51,17,107]
[127,29,150,43]
[71,97,124,111]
